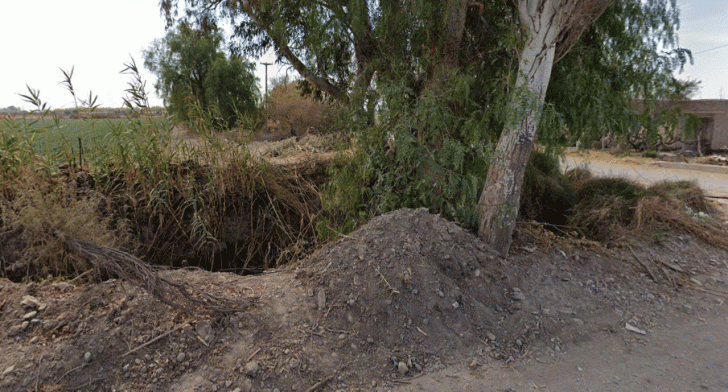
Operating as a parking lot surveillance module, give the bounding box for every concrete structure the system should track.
[660,100,728,153]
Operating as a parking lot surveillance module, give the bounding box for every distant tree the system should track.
[144,23,259,129]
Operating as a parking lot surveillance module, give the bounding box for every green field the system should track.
[1,117,171,164]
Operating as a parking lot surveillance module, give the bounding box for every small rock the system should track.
[3,365,15,376]
[176,353,186,362]
[232,389,241,392]
[244,361,259,377]
[625,323,647,335]
[240,378,253,392]
[511,288,526,301]
[20,321,29,330]
[84,352,92,362]
[29,336,39,345]
[22,311,38,320]
[469,358,480,369]
[225,380,233,388]
[21,295,42,309]
[572,318,585,326]
[288,357,301,369]
[474,269,481,278]
[123,364,130,371]
[397,361,409,375]
[195,321,213,342]
[317,289,327,310]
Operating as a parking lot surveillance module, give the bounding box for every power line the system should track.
[693,42,728,55]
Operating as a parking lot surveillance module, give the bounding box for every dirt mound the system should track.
[2,208,728,391]
[296,207,513,366]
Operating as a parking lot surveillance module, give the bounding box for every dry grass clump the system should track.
[102,148,324,274]
[564,166,593,188]
[267,81,339,135]
[569,174,727,248]
[0,169,130,281]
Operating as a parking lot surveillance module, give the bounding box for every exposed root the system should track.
[55,230,255,314]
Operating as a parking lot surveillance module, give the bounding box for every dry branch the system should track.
[55,231,255,314]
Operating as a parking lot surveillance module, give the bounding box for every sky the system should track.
[0,0,727,110]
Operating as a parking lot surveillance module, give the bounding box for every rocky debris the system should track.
[625,323,647,335]
[194,321,213,343]
[2,365,15,377]
[316,289,326,310]
[511,287,526,301]
[20,295,46,311]
[243,361,259,377]
[397,361,409,375]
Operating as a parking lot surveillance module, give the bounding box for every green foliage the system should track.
[324,74,495,230]
[547,0,694,148]
[144,23,259,129]
[682,113,703,140]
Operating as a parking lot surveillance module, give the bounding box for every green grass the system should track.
[1,117,171,164]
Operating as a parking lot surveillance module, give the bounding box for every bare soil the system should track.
[2,203,728,391]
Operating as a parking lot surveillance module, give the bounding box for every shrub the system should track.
[266,79,339,136]
[520,151,576,229]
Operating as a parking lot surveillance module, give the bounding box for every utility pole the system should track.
[261,62,273,119]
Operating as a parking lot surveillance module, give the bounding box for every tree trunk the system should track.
[477,0,560,256]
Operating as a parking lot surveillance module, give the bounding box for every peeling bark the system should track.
[478,0,611,256]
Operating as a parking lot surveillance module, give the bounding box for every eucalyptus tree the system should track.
[477,0,615,255]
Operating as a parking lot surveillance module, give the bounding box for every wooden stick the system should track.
[628,246,657,282]
[376,268,400,294]
[305,375,334,392]
[122,323,188,357]
[246,348,261,362]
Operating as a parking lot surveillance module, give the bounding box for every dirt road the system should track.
[395,301,728,391]
[563,154,728,197]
